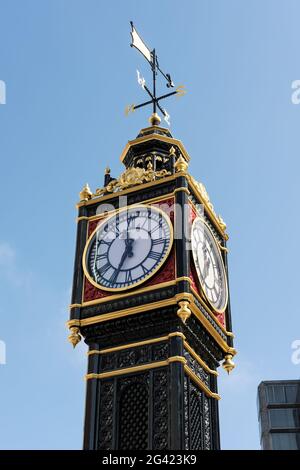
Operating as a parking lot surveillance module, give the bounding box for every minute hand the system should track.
[110,249,128,285]
[118,247,130,270]
[113,239,134,280]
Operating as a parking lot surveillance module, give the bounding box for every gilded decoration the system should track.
[190,177,227,231]
[91,161,171,198]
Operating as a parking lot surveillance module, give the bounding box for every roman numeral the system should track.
[149,224,160,235]
[114,223,120,236]
[98,239,111,247]
[210,286,220,302]
[209,288,216,302]
[141,265,149,275]
[152,238,164,246]
[98,262,111,275]
[127,214,140,226]
[193,230,200,242]
[96,253,107,261]
[140,217,148,229]
[125,270,133,283]
[148,250,161,261]
[109,270,119,284]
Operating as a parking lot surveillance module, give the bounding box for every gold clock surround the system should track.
[82,204,174,293]
[191,217,228,314]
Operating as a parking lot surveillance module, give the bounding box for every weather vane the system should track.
[125,22,186,126]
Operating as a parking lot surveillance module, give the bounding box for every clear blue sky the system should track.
[0,0,299,450]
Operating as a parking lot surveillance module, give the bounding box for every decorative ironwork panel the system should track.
[203,395,211,450]
[101,342,169,372]
[190,387,203,450]
[119,382,149,450]
[152,342,169,361]
[153,369,168,450]
[184,349,210,388]
[98,380,114,450]
[184,376,189,450]
[184,379,212,450]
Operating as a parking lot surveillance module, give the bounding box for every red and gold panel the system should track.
[82,197,176,303]
[188,202,226,328]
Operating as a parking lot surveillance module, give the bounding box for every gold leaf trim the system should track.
[93,163,171,198]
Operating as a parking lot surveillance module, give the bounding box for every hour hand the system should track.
[125,237,134,257]
[117,237,134,271]
[203,255,211,279]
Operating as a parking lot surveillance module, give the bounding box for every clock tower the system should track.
[67,111,236,450]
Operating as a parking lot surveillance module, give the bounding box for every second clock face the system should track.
[191,217,228,313]
[83,205,173,291]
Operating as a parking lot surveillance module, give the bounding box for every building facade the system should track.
[257,380,300,450]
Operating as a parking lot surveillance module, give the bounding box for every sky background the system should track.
[0,0,300,450]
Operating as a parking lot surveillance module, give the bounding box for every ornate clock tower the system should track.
[67,113,236,450]
[67,23,236,451]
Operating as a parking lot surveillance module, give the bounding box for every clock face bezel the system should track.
[82,204,174,292]
[191,216,228,314]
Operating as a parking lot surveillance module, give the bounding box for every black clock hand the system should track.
[124,223,135,257]
[203,256,211,279]
[125,237,134,257]
[113,237,135,282]
[111,224,136,284]
[118,246,130,270]
[202,245,209,279]
[110,248,129,284]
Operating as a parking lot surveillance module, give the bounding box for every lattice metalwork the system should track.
[98,380,114,450]
[190,388,203,450]
[184,376,190,450]
[153,369,168,449]
[203,395,211,449]
[119,382,149,450]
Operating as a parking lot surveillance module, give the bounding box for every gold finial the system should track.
[68,327,81,348]
[79,183,92,202]
[149,112,161,126]
[169,146,176,157]
[146,161,153,170]
[222,354,235,374]
[174,155,188,173]
[105,167,111,175]
[177,300,191,324]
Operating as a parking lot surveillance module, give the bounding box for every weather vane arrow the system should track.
[125,22,186,126]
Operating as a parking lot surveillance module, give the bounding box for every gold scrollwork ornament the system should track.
[191,177,227,230]
[93,162,171,197]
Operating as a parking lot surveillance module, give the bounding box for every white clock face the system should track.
[83,205,173,291]
[191,217,228,313]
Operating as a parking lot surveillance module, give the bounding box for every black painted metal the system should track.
[222,241,234,348]
[175,176,190,284]
[71,137,232,450]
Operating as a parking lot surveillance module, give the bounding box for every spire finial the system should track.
[79,183,92,201]
[149,113,161,126]
[174,155,188,173]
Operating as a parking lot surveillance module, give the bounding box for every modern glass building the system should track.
[257,380,300,450]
